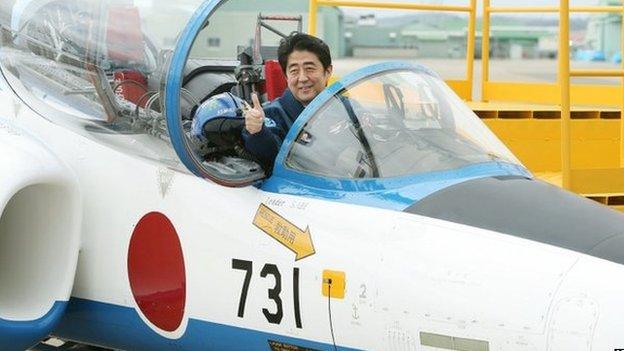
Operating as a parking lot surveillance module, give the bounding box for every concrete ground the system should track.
[29,339,111,351]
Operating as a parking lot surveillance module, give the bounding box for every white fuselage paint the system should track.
[2,89,624,350]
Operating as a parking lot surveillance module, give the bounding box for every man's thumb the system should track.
[252,93,261,109]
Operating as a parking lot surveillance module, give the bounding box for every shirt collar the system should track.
[281,89,305,120]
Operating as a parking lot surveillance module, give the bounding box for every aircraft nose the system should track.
[404,176,624,266]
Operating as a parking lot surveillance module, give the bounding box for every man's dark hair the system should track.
[277,33,332,74]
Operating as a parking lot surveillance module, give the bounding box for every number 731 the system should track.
[231,259,303,329]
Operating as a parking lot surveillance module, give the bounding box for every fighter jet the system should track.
[1,0,623,350]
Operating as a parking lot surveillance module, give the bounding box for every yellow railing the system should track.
[485,5,624,13]
[482,1,624,190]
[481,4,624,85]
[559,0,572,189]
[308,0,477,101]
[558,1,624,189]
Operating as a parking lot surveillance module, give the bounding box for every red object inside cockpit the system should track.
[264,60,287,101]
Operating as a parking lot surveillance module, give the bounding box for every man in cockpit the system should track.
[242,33,333,171]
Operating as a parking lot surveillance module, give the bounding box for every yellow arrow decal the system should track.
[253,204,315,261]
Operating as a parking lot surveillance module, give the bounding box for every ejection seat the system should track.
[264,59,288,102]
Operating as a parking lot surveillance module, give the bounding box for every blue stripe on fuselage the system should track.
[262,161,531,211]
[0,301,68,351]
[53,298,361,351]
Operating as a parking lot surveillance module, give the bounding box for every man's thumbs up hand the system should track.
[244,93,265,135]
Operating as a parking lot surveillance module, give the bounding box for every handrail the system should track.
[621,1,624,167]
[308,0,477,100]
[313,0,472,12]
[466,0,476,97]
[482,1,624,190]
[481,4,624,102]
[481,0,491,106]
[570,69,624,77]
[560,1,624,188]
[488,6,624,13]
[559,0,572,190]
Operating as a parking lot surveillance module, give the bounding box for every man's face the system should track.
[285,50,332,105]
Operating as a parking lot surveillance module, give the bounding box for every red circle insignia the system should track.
[128,212,186,332]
